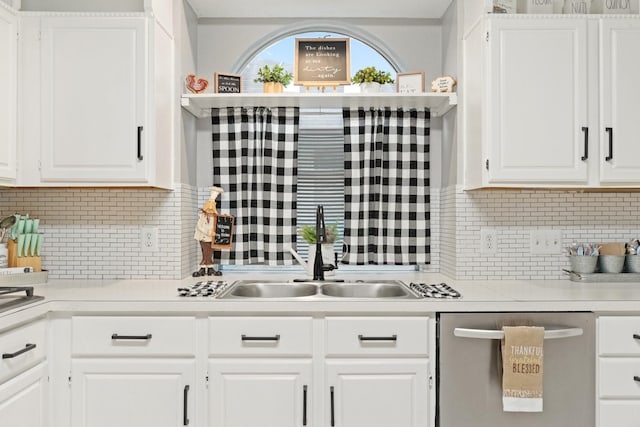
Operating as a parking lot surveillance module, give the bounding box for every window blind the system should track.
[297,112,344,258]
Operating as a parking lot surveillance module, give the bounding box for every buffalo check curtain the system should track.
[342,108,431,265]
[211,107,298,265]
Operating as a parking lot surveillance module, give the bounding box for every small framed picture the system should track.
[214,73,242,94]
[396,71,425,94]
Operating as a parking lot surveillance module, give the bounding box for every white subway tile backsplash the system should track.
[4,182,637,282]
[441,185,640,280]
[0,184,200,280]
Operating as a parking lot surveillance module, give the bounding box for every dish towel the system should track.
[501,326,544,412]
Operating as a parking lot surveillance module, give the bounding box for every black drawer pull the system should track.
[137,126,144,161]
[634,376,640,383]
[241,334,280,341]
[358,334,397,342]
[634,334,640,340]
[2,343,37,359]
[183,385,190,425]
[111,334,152,340]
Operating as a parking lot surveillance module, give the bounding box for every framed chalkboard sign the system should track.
[214,73,242,94]
[212,213,235,250]
[294,38,350,87]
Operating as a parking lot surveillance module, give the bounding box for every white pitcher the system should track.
[289,244,337,277]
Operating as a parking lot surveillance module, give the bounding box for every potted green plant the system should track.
[294,223,340,277]
[351,66,394,93]
[299,223,339,245]
[253,64,294,93]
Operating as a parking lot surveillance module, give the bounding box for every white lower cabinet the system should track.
[208,315,433,427]
[69,316,197,427]
[208,359,313,427]
[0,362,48,427]
[71,359,195,427]
[598,316,640,427]
[325,360,429,427]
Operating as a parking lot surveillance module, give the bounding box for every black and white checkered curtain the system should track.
[212,107,299,265]
[342,108,430,265]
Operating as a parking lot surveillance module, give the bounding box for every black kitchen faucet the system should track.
[313,205,338,281]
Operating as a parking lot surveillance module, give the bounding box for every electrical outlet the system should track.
[480,228,498,255]
[140,226,158,252]
[530,229,562,255]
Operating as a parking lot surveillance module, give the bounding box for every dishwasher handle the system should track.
[454,327,583,340]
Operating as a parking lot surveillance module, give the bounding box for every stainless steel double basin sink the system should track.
[218,280,421,299]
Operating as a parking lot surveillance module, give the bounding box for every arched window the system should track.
[240,31,398,92]
[223,31,419,271]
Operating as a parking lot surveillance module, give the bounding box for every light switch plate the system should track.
[530,229,562,255]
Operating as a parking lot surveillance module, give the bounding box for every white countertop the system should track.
[2,271,640,329]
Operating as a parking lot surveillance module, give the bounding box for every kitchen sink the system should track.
[225,282,318,298]
[319,282,413,298]
[219,280,421,299]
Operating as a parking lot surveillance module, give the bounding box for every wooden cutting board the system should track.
[599,242,626,256]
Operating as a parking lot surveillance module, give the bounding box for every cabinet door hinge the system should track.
[485,159,490,170]
[429,375,433,389]
[68,375,72,386]
[205,375,209,389]
[486,31,489,42]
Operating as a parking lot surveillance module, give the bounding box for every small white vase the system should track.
[359,82,381,93]
[307,244,336,277]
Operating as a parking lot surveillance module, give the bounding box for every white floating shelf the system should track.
[181,92,457,118]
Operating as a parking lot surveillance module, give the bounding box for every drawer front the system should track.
[0,319,46,382]
[209,317,313,357]
[72,316,196,356]
[599,316,640,356]
[326,317,429,357]
[599,358,640,398]
[600,401,640,427]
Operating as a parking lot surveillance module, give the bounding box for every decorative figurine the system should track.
[185,74,209,94]
[192,186,224,277]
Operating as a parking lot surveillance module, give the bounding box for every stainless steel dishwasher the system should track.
[437,312,595,427]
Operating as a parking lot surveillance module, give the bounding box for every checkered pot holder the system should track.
[342,108,431,265]
[212,107,299,265]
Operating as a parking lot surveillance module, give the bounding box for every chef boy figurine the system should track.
[192,186,224,277]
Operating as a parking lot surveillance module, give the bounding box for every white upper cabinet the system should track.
[599,19,640,184]
[40,17,147,183]
[464,15,640,189]
[18,13,174,188]
[0,4,16,186]
[485,17,589,185]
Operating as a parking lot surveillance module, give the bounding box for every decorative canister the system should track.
[625,254,640,273]
[523,0,555,13]
[563,0,591,13]
[569,255,598,274]
[598,255,625,273]
[591,0,639,13]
